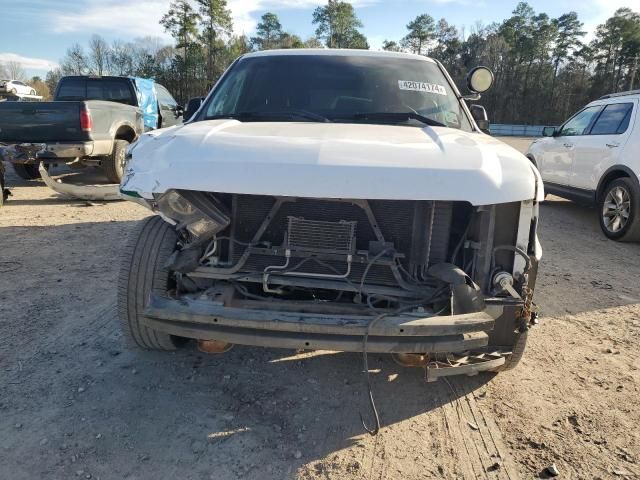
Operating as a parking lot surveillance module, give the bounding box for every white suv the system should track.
[527,90,640,241]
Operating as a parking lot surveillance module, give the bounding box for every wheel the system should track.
[598,177,640,242]
[102,139,129,183]
[9,88,17,94]
[492,330,528,372]
[30,89,36,96]
[12,163,42,180]
[117,216,184,350]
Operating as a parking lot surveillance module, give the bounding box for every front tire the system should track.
[12,163,42,180]
[117,216,183,350]
[598,177,640,242]
[102,139,129,183]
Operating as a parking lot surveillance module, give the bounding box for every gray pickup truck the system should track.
[0,75,182,183]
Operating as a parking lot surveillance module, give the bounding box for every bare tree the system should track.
[108,41,135,75]
[135,36,165,57]
[303,37,324,48]
[60,44,89,75]
[5,61,27,81]
[88,35,110,75]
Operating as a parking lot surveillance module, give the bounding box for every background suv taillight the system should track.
[80,107,92,132]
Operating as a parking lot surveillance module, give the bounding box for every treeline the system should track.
[42,0,350,105]
[391,4,640,124]
[36,1,640,124]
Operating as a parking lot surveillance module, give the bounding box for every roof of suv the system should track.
[242,48,436,63]
[598,89,640,100]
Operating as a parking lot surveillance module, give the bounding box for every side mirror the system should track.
[542,126,556,137]
[467,66,494,94]
[174,104,185,118]
[470,104,490,134]
[184,97,205,122]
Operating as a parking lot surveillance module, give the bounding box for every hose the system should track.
[492,244,531,273]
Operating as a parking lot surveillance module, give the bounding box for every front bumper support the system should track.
[143,294,504,354]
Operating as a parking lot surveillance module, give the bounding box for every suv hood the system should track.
[123,120,542,205]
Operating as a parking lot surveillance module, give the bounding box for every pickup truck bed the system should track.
[0,101,90,143]
[0,100,141,158]
[0,99,141,182]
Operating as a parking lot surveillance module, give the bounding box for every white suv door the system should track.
[570,100,636,190]
[537,105,602,185]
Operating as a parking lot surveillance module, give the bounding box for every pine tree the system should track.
[252,13,283,50]
[401,14,436,55]
[194,0,233,81]
[312,1,368,49]
[160,0,201,101]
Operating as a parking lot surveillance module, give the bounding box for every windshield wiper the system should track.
[335,112,445,127]
[206,110,330,123]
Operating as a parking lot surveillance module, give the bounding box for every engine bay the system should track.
[154,190,527,316]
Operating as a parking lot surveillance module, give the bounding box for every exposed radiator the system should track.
[229,195,456,288]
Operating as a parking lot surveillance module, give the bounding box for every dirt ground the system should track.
[1,137,639,480]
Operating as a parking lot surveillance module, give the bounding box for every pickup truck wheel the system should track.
[117,216,185,350]
[12,163,43,180]
[491,330,528,372]
[103,139,129,183]
[598,177,640,242]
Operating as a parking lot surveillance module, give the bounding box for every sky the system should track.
[0,0,634,77]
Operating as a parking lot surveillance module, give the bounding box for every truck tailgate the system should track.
[0,101,89,143]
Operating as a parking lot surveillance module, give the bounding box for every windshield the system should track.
[202,54,471,131]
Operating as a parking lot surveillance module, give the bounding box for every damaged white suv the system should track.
[119,50,543,381]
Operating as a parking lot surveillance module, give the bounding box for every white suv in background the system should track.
[0,80,36,96]
[527,90,640,242]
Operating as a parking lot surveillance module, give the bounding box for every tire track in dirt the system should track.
[311,371,521,480]
[439,377,520,479]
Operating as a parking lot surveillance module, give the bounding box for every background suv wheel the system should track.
[598,177,640,242]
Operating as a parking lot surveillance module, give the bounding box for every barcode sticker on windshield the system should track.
[398,80,447,96]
